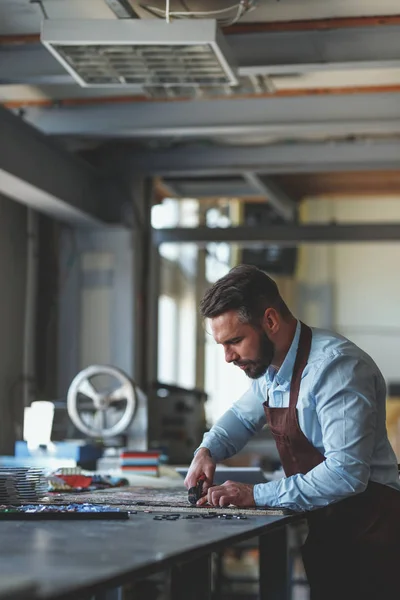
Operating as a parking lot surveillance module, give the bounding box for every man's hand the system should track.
[197,480,255,508]
[184,448,216,495]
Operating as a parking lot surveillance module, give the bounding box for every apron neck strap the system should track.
[289,322,312,409]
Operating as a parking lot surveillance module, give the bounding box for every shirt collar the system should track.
[266,320,301,390]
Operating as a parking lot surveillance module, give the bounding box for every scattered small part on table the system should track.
[152,512,248,521]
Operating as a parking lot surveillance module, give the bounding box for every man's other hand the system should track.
[197,480,255,508]
[184,448,216,494]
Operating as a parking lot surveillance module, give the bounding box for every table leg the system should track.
[259,525,289,600]
[214,551,224,598]
[170,553,212,600]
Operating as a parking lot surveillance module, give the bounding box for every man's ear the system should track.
[262,308,279,333]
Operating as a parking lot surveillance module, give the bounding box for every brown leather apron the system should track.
[263,322,400,600]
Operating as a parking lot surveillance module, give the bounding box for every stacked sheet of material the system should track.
[119,450,161,476]
[0,467,47,505]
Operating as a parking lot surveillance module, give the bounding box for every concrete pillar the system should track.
[0,194,27,453]
[195,205,208,390]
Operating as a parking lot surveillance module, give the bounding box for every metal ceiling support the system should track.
[163,176,257,199]
[104,0,138,19]
[2,24,400,84]
[21,93,400,138]
[232,25,400,73]
[243,173,296,221]
[116,140,400,177]
[225,15,400,33]
[153,224,400,247]
[0,44,72,85]
[0,106,122,225]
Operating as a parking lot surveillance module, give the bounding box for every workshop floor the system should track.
[218,548,309,599]
[293,586,310,600]
[124,569,310,599]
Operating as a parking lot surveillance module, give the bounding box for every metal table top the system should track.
[0,576,38,600]
[0,511,293,599]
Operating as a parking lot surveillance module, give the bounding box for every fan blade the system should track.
[94,410,106,433]
[78,379,98,401]
[109,383,131,402]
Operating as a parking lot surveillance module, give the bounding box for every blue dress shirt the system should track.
[199,321,400,511]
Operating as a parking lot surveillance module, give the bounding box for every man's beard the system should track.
[235,331,275,379]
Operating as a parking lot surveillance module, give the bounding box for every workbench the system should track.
[0,511,298,600]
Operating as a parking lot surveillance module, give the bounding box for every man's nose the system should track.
[225,347,239,363]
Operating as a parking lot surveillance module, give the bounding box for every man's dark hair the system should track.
[200,264,291,324]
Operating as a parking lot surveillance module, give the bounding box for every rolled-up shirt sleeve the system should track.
[197,381,267,461]
[254,353,379,511]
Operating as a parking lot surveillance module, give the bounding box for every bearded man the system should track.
[185,264,400,600]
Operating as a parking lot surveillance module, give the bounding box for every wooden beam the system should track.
[0,34,40,45]
[275,170,400,198]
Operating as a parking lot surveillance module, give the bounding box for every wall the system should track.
[0,193,27,454]
[58,227,135,397]
[298,196,400,383]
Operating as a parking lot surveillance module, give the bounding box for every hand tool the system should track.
[188,475,206,505]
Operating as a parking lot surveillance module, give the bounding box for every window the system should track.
[157,294,178,384]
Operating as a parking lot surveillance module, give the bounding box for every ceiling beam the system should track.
[0,106,122,225]
[225,15,400,34]
[153,224,400,247]
[2,13,400,46]
[162,176,258,199]
[20,92,400,139]
[0,44,74,85]
[275,171,400,197]
[106,140,400,177]
[5,87,400,111]
[233,25,400,74]
[103,0,138,19]
[2,24,400,85]
[243,173,296,221]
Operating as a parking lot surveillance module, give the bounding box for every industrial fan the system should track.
[67,365,138,440]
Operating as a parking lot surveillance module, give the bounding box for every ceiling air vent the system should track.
[41,19,238,88]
